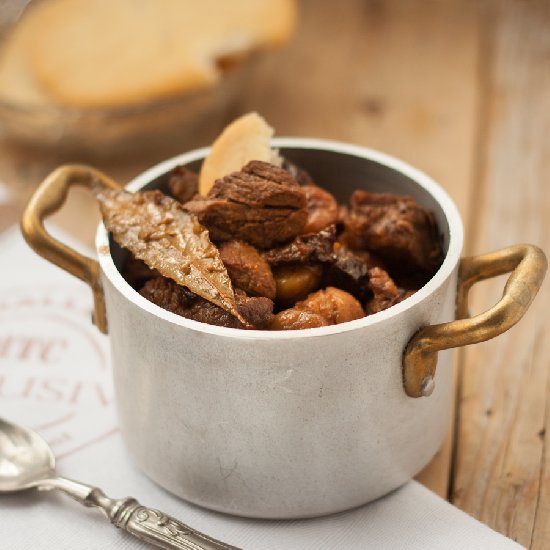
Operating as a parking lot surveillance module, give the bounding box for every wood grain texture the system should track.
[452,1,550,547]
[243,0,481,219]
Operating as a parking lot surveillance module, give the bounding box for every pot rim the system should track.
[96,137,464,340]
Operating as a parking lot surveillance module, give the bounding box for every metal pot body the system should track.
[97,139,462,518]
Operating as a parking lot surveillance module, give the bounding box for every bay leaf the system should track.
[96,188,244,323]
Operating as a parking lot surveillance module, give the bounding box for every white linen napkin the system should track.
[0,225,523,550]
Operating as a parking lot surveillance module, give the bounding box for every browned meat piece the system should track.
[301,185,339,234]
[168,165,199,204]
[273,264,323,305]
[323,245,388,301]
[219,241,276,299]
[210,160,305,208]
[184,161,307,249]
[235,292,275,329]
[243,160,303,186]
[139,276,197,315]
[342,191,442,273]
[121,255,159,290]
[334,243,387,270]
[140,277,274,329]
[366,267,415,314]
[281,158,315,185]
[263,226,336,266]
[185,198,307,250]
[323,246,369,300]
[185,290,274,329]
[271,287,364,330]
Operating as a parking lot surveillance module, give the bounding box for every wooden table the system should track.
[1,0,548,547]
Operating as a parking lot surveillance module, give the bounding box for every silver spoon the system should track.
[0,416,240,550]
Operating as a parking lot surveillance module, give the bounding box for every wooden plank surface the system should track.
[452,1,550,548]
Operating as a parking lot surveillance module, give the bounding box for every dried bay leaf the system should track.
[96,188,244,323]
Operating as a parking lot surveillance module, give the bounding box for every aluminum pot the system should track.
[21,139,547,519]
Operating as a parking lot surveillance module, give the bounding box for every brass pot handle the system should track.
[403,244,547,398]
[20,165,121,334]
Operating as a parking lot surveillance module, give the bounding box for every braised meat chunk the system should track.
[140,276,274,329]
[235,291,275,329]
[342,191,442,274]
[210,160,305,207]
[263,225,335,266]
[139,276,198,316]
[219,241,276,299]
[168,165,199,204]
[185,197,308,250]
[242,160,304,189]
[366,267,414,314]
[121,256,159,290]
[185,161,308,249]
[323,246,381,301]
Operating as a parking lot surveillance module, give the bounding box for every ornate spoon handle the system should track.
[38,477,241,550]
[109,497,240,550]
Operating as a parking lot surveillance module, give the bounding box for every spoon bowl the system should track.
[0,417,55,492]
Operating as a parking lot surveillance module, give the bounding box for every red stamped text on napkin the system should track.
[0,284,117,459]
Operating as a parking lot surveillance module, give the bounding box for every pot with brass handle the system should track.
[21,139,547,518]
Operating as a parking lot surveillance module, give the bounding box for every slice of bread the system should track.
[199,112,276,195]
[0,0,296,108]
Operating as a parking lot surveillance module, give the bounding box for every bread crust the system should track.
[0,0,297,107]
[199,112,275,195]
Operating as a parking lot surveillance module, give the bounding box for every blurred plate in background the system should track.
[0,0,296,158]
